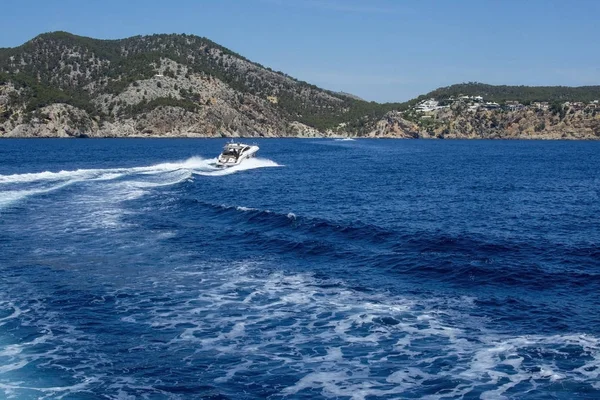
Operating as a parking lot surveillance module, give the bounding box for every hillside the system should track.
[368,85,600,139]
[421,82,600,105]
[0,31,400,137]
[0,32,599,139]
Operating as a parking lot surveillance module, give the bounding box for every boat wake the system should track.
[0,156,281,210]
[193,157,280,176]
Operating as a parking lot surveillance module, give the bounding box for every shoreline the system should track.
[1,135,599,141]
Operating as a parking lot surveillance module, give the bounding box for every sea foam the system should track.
[0,156,280,210]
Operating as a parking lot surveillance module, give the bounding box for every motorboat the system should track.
[216,141,259,167]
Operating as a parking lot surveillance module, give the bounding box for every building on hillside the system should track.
[458,95,483,102]
[505,101,524,111]
[483,102,500,110]
[416,99,440,112]
[571,102,585,110]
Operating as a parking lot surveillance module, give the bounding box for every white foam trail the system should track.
[0,156,278,184]
[0,156,280,209]
[191,157,281,176]
[141,156,217,172]
[121,169,193,189]
[0,157,278,184]
[0,168,116,184]
[0,180,78,210]
[0,158,204,185]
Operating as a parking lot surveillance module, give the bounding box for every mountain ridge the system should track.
[0,32,598,139]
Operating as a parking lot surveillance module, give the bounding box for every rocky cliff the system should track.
[370,107,600,139]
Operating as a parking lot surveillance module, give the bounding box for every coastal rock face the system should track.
[1,32,599,139]
[367,111,420,138]
[375,106,600,140]
[1,103,97,138]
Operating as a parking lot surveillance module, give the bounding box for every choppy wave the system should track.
[190,200,397,242]
[0,297,108,399]
[179,200,600,293]
[113,263,599,399]
[3,262,597,399]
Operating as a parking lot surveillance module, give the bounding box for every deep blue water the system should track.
[0,138,599,399]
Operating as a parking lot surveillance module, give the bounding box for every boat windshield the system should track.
[221,149,238,156]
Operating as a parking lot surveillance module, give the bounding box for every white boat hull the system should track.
[216,145,259,168]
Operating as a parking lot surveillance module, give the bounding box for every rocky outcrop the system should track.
[1,103,97,138]
[367,111,421,138]
[375,106,600,140]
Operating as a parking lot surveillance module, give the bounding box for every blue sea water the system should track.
[0,138,599,399]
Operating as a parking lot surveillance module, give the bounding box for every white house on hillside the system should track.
[416,99,440,112]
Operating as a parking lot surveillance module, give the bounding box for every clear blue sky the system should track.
[2,0,599,102]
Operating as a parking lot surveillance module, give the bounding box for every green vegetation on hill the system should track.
[423,82,600,104]
[0,31,402,133]
[0,71,94,113]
